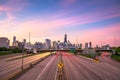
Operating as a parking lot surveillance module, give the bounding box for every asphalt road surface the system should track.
[0,52,51,80]
[5,52,120,80]
[63,52,120,80]
[15,52,60,80]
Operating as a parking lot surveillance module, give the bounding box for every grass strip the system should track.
[0,52,15,56]
[111,54,120,62]
[80,54,94,58]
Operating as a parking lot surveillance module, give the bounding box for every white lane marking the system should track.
[54,63,58,80]
[35,56,55,80]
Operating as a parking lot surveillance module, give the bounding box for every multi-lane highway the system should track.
[63,52,120,80]
[14,52,62,80]
[0,52,51,80]
[12,52,120,80]
[0,52,120,80]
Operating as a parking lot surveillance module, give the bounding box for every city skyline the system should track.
[0,0,120,47]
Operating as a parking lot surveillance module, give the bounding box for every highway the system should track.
[0,52,51,80]
[100,52,120,68]
[14,52,61,80]
[63,52,120,80]
[13,52,120,80]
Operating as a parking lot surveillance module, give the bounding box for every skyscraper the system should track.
[45,39,51,49]
[80,43,82,49]
[23,39,26,44]
[85,43,88,48]
[52,41,58,49]
[64,34,67,43]
[89,42,92,48]
[12,36,16,47]
[13,36,16,43]
[0,37,10,48]
[23,39,26,47]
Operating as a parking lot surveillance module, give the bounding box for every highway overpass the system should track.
[37,49,115,54]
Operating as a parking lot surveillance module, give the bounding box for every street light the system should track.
[21,42,24,70]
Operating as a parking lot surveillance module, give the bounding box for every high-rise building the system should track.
[13,36,16,43]
[102,44,110,50]
[23,39,26,43]
[85,43,88,48]
[0,37,10,48]
[24,42,33,50]
[23,39,26,48]
[52,41,58,49]
[57,40,60,49]
[34,42,44,49]
[80,43,82,49]
[89,42,92,48]
[12,36,16,47]
[64,34,67,43]
[45,39,51,49]
[96,45,99,49]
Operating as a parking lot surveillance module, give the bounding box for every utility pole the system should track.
[114,33,117,47]
[29,32,30,43]
[29,32,31,53]
[21,42,24,70]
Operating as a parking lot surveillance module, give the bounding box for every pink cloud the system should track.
[44,5,120,28]
[1,18,120,46]
[2,0,29,12]
[53,12,120,28]
[69,10,120,26]
[1,0,119,32]
[0,0,29,22]
[1,9,120,45]
[0,1,120,46]
[69,23,120,47]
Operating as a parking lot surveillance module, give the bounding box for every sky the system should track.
[0,0,120,47]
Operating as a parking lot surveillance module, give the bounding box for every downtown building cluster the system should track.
[0,34,110,51]
[31,34,77,50]
[0,34,79,50]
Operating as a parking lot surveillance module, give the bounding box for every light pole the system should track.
[21,42,24,70]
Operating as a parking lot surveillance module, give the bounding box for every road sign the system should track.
[70,48,75,53]
[58,62,64,68]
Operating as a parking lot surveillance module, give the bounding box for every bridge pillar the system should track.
[83,48,96,54]
[112,49,115,54]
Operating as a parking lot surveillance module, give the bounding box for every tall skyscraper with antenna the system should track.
[28,32,31,53]
[114,33,116,47]
[29,32,30,43]
[64,34,67,44]
[13,36,16,43]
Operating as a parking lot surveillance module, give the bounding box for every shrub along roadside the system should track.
[111,47,120,62]
[0,51,12,55]
[111,54,120,61]
[80,53,94,58]
[70,51,95,59]
[0,47,23,56]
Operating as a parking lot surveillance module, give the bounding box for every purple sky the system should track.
[0,0,120,47]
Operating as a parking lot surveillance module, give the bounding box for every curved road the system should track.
[63,52,120,80]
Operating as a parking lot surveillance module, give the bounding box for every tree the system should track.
[0,47,9,51]
[10,48,22,53]
[115,47,120,54]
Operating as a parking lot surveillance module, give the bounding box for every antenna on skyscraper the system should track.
[114,33,116,47]
[29,32,30,43]
[76,36,78,48]
[28,31,31,53]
